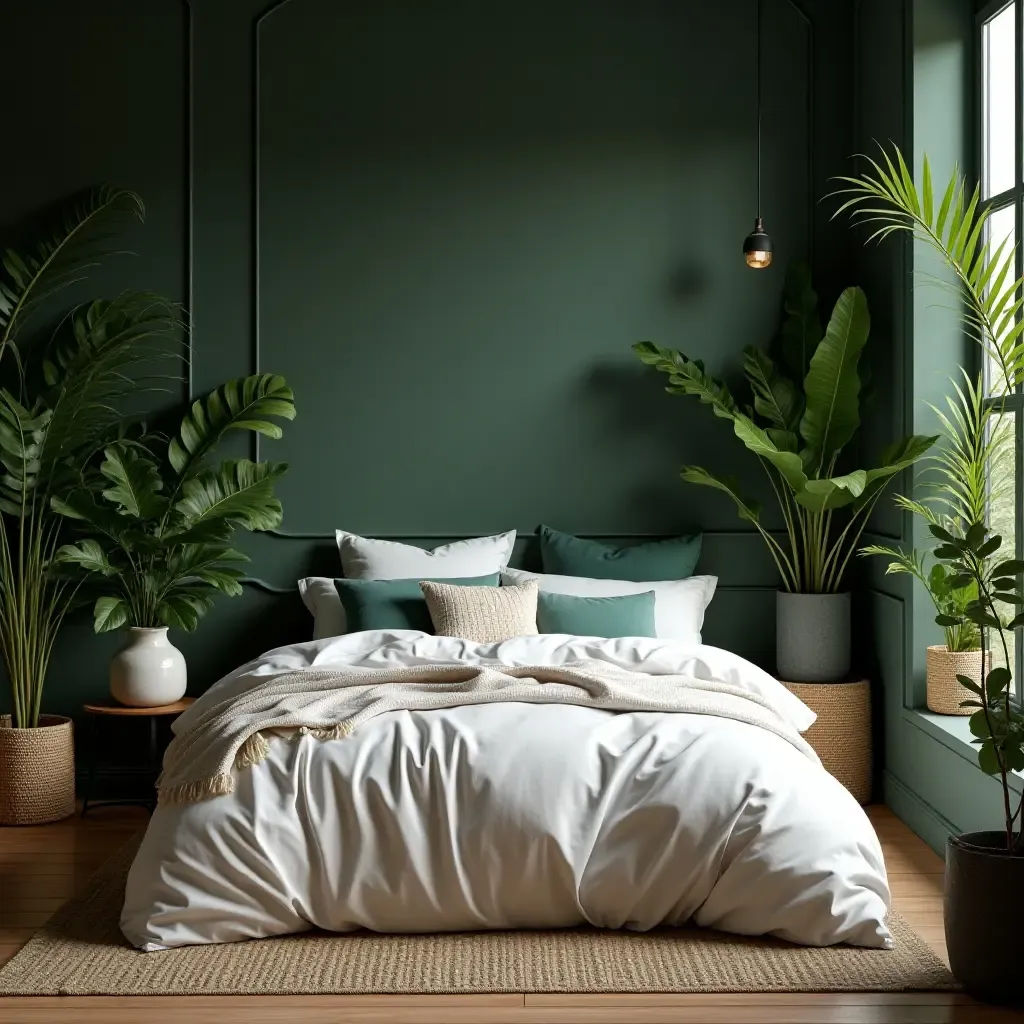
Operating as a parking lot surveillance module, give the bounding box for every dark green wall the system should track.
[1,1,860,762]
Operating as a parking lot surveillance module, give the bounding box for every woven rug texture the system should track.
[0,834,957,996]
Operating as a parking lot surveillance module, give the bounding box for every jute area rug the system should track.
[0,835,955,996]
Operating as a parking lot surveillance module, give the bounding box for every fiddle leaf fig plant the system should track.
[53,374,295,632]
[634,264,936,593]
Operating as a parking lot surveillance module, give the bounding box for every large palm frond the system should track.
[831,144,1023,393]
[0,185,143,361]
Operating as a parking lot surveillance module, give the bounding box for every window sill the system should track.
[903,708,1024,795]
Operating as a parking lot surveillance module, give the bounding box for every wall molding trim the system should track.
[883,769,958,855]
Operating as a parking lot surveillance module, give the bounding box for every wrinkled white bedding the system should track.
[121,632,891,951]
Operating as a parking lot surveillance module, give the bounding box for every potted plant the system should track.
[634,264,936,681]
[53,374,295,707]
[836,144,1024,1003]
[861,371,999,714]
[0,186,181,825]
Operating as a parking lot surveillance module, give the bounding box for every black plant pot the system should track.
[945,831,1024,1005]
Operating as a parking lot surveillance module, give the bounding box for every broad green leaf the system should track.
[799,286,870,463]
[168,374,296,478]
[175,459,287,531]
[861,434,938,492]
[993,559,1024,576]
[94,595,128,632]
[54,539,118,576]
[978,741,1001,775]
[0,185,143,349]
[731,415,808,492]
[632,342,739,421]
[986,666,1011,697]
[793,471,868,513]
[99,444,165,518]
[742,346,800,431]
[679,466,761,523]
[956,673,983,695]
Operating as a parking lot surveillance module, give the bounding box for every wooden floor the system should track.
[0,805,1016,1023]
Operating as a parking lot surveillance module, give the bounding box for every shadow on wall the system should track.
[583,359,782,532]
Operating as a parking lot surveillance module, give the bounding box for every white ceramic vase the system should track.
[110,627,187,708]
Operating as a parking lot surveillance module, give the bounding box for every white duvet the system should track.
[121,632,891,951]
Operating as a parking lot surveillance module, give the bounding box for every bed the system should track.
[120,630,891,951]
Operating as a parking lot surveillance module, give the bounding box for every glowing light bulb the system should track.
[742,217,773,270]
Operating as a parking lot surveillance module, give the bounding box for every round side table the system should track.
[80,698,194,816]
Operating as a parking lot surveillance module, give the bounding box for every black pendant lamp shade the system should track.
[744,0,772,268]
[743,217,773,269]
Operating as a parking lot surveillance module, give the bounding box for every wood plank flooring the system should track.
[0,804,1014,1023]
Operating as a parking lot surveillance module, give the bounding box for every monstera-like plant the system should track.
[634,264,935,681]
[54,374,295,633]
[53,374,295,709]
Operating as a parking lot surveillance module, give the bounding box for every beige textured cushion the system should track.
[420,580,539,643]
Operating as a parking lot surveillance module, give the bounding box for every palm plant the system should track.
[634,264,936,593]
[0,186,181,728]
[860,371,1004,652]
[834,143,1024,848]
[54,375,295,632]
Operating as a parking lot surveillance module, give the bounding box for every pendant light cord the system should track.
[756,0,762,219]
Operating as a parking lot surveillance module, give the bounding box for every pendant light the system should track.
[743,0,773,269]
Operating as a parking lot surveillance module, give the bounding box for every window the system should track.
[980,0,1022,693]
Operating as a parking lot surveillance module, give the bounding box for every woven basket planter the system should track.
[781,680,872,805]
[926,645,988,716]
[0,715,75,825]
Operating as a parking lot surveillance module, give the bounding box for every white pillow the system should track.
[298,576,347,640]
[300,531,518,641]
[500,568,717,644]
[336,530,516,580]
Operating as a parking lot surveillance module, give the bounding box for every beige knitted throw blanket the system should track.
[157,660,818,804]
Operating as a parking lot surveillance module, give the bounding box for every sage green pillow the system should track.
[538,525,702,581]
[333,574,500,633]
[536,590,656,638]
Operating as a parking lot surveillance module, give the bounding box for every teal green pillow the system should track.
[536,590,656,638]
[539,525,701,581]
[333,574,500,632]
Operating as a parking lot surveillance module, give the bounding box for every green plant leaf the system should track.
[0,185,144,351]
[994,559,1024,576]
[94,595,128,632]
[679,466,761,523]
[742,346,800,431]
[978,741,1002,775]
[956,673,983,695]
[986,666,1012,698]
[167,374,296,479]
[730,415,808,492]
[793,471,868,513]
[861,435,938,493]
[99,444,164,518]
[935,614,963,626]
[174,459,288,531]
[54,539,118,576]
[799,286,870,464]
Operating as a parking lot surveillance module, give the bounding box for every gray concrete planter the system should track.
[776,591,851,682]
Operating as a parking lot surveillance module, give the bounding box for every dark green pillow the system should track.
[536,590,656,638]
[538,525,701,581]
[333,574,500,632]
